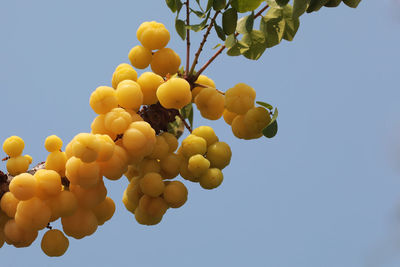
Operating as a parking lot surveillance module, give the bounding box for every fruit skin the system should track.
[151,48,181,77]
[89,86,118,115]
[206,142,232,169]
[44,135,63,152]
[115,80,143,110]
[9,173,37,201]
[137,72,164,105]
[156,78,191,110]
[111,65,138,89]
[225,83,256,115]
[192,75,216,100]
[163,181,188,208]
[3,136,24,157]
[128,45,153,69]
[137,21,170,50]
[194,88,225,120]
[41,229,69,257]
[199,168,224,190]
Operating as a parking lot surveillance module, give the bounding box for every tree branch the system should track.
[188,10,221,79]
[178,113,192,133]
[185,0,191,78]
[193,4,269,80]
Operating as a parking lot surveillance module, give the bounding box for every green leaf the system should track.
[263,120,278,138]
[231,0,264,13]
[275,0,290,5]
[180,103,193,119]
[227,43,242,56]
[168,116,185,139]
[260,8,286,48]
[324,0,342,7]
[176,0,183,13]
[262,107,278,138]
[240,30,267,60]
[282,5,300,41]
[292,0,310,18]
[222,8,238,35]
[166,0,178,12]
[256,101,273,110]
[214,23,226,41]
[190,8,206,18]
[343,0,361,8]
[225,34,237,48]
[175,19,187,40]
[206,0,214,11]
[236,14,254,34]
[306,0,329,13]
[213,0,226,11]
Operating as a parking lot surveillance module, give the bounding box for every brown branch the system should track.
[188,10,221,79]
[178,113,192,133]
[193,4,269,80]
[185,0,191,78]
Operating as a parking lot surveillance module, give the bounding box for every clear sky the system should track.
[1,1,400,266]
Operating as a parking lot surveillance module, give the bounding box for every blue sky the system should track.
[1,1,400,266]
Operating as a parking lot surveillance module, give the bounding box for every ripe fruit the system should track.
[225,83,256,114]
[156,77,191,109]
[128,45,153,69]
[3,136,24,157]
[44,135,63,152]
[137,72,164,105]
[137,21,170,50]
[194,88,225,120]
[192,75,216,100]
[89,86,118,115]
[9,173,37,201]
[151,48,181,77]
[206,142,232,169]
[163,181,188,208]
[41,229,69,257]
[139,172,165,197]
[111,64,138,88]
[199,168,223,190]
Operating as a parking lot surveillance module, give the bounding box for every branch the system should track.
[188,10,221,79]
[178,113,192,133]
[194,4,269,80]
[185,0,191,78]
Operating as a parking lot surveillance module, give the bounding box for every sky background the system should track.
[1,0,400,266]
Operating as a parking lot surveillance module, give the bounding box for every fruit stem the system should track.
[178,113,192,133]
[188,10,221,79]
[193,4,269,81]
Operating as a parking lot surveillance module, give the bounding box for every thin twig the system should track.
[178,113,192,133]
[188,10,221,79]
[185,0,191,78]
[194,4,269,80]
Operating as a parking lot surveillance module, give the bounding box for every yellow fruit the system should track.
[140,172,165,197]
[123,121,156,158]
[115,80,143,110]
[89,86,118,115]
[206,142,232,169]
[231,115,262,139]
[6,155,30,176]
[163,181,188,208]
[160,153,183,179]
[111,64,138,88]
[1,192,20,217]
[194,88,225,120]
[91,115,117,140]
[98,145,128,180]
[179,161,199,183]
[129,45,153,69]
[9,173,37,201]
[104,108,132,135]
[225,83,256,114]
[93,197,115,225]
[137,21,170,50]
[95,134,115,162]
[44,135,63,152]
[223,109,238,125]
[138,158,161,175]
[61,208,98,239]
[65,157,101,189]
[188,154,210,177]
[3,136,24,157]
[161,132,178,153]
[41,229,69,257]
[134,206,163,226]
[192,126,219,147]
[137,72,164,105]
[15,197,51,231]
[34,169,62,198]
[148,135,169,160]
[199,168,223,189]
[4,219,38,248]
[47,190,78,221]
[244,106,271,133]
[192,75,216,100]
[181,134,207,158]
[151,48,181,77]
[45,151,67,176]
[138,195,168,218]
[156,77,191,109]
[70,181,107,210]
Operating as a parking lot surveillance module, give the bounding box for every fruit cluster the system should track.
[0,20,270,257]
